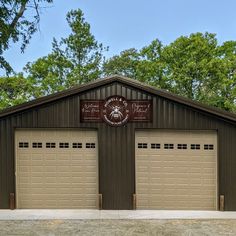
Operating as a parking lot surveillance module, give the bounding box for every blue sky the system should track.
[3,0,236,73]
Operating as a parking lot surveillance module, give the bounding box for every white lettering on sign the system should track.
[132,103,150,113]
[102,96,130,126]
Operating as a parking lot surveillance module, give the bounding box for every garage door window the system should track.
[32,142,42,148]
[73,143,82,148]
[191,144,200,149]
[59,142,69,148]
[46,142,56,148]
[204,144,214,150]
[177,144,187,149]
[86,143,96,148]
[19,142,29,148]
[164,143,174,149]
[151,143,161,149]
[138,143,148,149]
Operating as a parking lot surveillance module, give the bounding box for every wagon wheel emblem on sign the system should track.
[102,96,130,126]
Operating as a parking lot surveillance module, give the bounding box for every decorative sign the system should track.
[80,96,152,126]
[80,101,102,121]
[130,101,152,121]
[102,96,130,126]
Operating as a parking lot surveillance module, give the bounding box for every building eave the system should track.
[0,75,236,123]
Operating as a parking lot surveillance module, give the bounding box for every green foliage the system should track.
[25,9,107,97]
[1,6,235,113]
[137,39,169,89]
[162,33,236,111]
[103,40,170,90]
[103,48,140,78]
[0,0,53,74]
[24,49,72,97]
[104,33,236,112]
[162,33,219,98]
[0,74,33,109]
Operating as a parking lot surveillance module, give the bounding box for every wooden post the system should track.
[99,194,102,210]
[133,194,136,210]
[220,195,225,211]
[9,193,15,210]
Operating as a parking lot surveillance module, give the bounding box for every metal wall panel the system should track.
[0,81,236,209]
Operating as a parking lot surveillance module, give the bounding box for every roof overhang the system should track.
[0,75,236,123]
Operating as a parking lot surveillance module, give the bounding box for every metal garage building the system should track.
[0,75,236,210]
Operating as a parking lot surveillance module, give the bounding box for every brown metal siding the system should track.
[0,81,236,209]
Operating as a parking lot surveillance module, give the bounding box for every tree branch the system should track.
[10,1,28,29]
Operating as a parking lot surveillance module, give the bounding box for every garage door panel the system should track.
[18,183,31,189]
[85,183,98,189]
[137,188,149,194]
[57,166,71,172]
[71,166,85,172]
[56,160,71,166]
[31,166,44,172]
[85,176,97,183]
[18,156,30,161]
[70,155,84,160]
[188,167,201,173]
[85,167,98,173]
[86,154,97,158]
[84,188,98,194]
[34,172,56,177]
[136,184,149,190]
[45,155,57,160]
[30,160,44,166]
[71,160,84,166]
[42,160,56,166]
[18,160,30,166]
[19,166,30,172]
[136,176,149,183]
[136,130,217,210]
[18,188,31,194]
[15,130,98,209]
[31,154,45,159]
[30,177,44,183]
[70,172,83,179]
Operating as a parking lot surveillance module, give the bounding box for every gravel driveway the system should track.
[0,219,236,236]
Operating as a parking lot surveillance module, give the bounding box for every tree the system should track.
[162,33,236,111]
[0,74,34,109]
[104,33,236,112]
[0,0,53,74]
[103,39,169,89]
[162,33,219,99]
[103,48,140,78]
[2,28,236,112]
[212,40,236,111]
[25,9,107,96]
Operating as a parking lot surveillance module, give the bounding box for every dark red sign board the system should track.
[80,101,102,121]
[129,101,152,121]
[80,97,152,125]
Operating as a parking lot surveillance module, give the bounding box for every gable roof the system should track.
[0,75,236,123]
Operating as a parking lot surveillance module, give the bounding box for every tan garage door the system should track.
[15,129,98,209]
[135,130,217,210]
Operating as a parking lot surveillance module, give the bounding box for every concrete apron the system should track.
[0,210,236,220]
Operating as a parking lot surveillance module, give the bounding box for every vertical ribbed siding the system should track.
[0,81,236,209]
[229,126,236,209]
[0,119,7,208]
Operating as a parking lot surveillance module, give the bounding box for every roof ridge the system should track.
[0,75,235,123]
